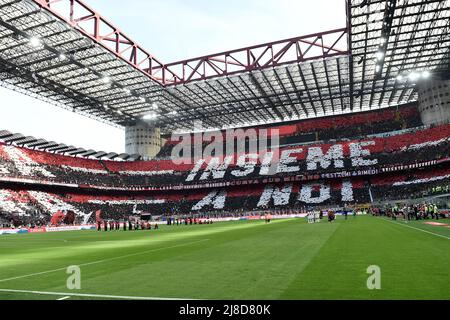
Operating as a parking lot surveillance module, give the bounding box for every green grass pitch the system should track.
[0,216,448,300]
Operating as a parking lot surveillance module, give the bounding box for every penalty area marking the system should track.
[382,218,450,240]
[0,288,195,300]
[0,238,210,283]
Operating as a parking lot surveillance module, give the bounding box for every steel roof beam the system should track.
[285,66,309,116]
[260,71,291,118]
[212,80,254,124]
[272,68,300,119]
[378,2,414,108]
[228,76,268,121]
[310,63,327,114]
[249,73,283,120]
[297,63,317,116]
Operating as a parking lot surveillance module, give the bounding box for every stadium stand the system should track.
[0,122,448,188]
[157,103,422,159]
[0,0,447,229]
[0,165,448,227]
[0,104,448,227]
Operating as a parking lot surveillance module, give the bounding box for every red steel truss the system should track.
[32,0,176,84]
[32,0,349,86]
[159,28,348,86]
[0,0,442,131]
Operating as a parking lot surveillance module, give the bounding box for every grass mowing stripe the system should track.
[0,289,195,300]
[279,216,450,299]
[238,219,341,299]
[1,220,313,300]
[1,218,448,300]
[0,238,210,283]
[0,220,292,282]
[0,220,290,269]
[382,218,450,240]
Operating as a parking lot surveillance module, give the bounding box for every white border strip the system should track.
[392,174,450,186]
[0,288,195,300]
[0,239,210,283]
[382,218,450,240]
[87,199,165,205]
[118,170,174,176]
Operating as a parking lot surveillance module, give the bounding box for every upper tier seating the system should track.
[0,123,448,189]
[157,104,422,159]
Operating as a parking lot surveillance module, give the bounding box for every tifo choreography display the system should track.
[0,0,449,303]
[0,104,448,228]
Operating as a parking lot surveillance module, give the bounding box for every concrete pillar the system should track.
[417,78,450,126]
[125,121,161,160]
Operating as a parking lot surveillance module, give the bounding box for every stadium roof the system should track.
[0,128,141,160]
[0,0,448,133]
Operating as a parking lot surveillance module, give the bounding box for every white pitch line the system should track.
[382,218,450,240]
[0,238,210,283]
[57,296,71,300]
[0,288,195,300]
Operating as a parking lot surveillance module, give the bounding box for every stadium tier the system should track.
[0,105,448,227]
[0,0,450,302]
[0,0,448,230]
[0,166,449,227]
[1,0,450,303]
[158,103,422,158]
[0,121,448,188]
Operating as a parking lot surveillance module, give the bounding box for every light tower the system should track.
[125,120,161,160]
[417,73,450,126]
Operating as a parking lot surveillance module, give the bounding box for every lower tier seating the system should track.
[1,165,448,227]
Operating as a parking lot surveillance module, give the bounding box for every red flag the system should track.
[96,210,103,223]
[50,211,65,226]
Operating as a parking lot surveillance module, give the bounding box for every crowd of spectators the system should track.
[0,104,448,228]
[0,164,447,227]
[0,207,49,228]
[370,202,446,220]
[0,123,448,189]
[157,104,421,159]
[371,177,450,202]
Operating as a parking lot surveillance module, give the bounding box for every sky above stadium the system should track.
[0,0,346,153]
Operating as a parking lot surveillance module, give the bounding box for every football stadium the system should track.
[0,0,449,303]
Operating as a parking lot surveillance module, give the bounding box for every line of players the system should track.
[307,210,357,223]
[97,220,159,232]
[166,217,213,226]
[97,217,214,231]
